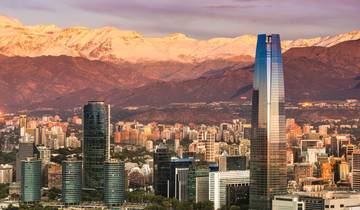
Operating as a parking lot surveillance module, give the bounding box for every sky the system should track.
[0,0,359,39]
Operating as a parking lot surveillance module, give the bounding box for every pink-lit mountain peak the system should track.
[0,15,22,27]
[0,15,359,63]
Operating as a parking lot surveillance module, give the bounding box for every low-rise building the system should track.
[0,164,13,184]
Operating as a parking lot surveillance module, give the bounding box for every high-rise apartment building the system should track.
[198,130,216,162]
[19,114,27,141]
[83,101,110,189]
[250,34,287,209]
[352,150,360,191]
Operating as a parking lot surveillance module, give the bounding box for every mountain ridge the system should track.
[1,15,360,63]
[12,39,359,113]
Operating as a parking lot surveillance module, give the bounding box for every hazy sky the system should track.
[0,0,359,39]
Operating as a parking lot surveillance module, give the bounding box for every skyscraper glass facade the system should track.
[169,158,193,200]
[83,101,110,189]
[154,143,171,197]
[21,158,41,203]
[188,163,210,202]
[104,159,125,207]
[250,34,287,210]
[62,160,82,205]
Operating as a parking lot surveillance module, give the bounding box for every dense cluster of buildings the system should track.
[0,102,125,209]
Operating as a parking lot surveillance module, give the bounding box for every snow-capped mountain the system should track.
[0,15,360,63]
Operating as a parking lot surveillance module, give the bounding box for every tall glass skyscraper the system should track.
[153,143,171,197]
[104,159,125,207]
[83,101,110,189]
[21,158,41,203]
[62,160,82,205]
[249,34,287,210]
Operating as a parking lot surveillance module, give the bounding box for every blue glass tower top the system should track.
[253,34,284,129]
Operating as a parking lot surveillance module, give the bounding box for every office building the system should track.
[209,170,250,210]
[272,195,305,210]
[153,143,171,197]
[250,34,287,209]
[277,192,360,210]
[83,101,110,189]
[188,163,210,202]
[16,142,36,182]
[21,158,41,203]
[226,183,250,209]
[219,154,247,171]
[104,159,125,207]
[169,158,193,201]
[62,160,82,205]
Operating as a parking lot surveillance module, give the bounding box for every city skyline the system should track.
[0,1,359,209]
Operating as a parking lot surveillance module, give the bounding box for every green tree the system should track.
[0,151,16,164]
[47,187,61,201]
[230,205,242,210]
[144,204,167,210]
[3,204,18,210]
[194,200,213,210]
[0,183,9,199]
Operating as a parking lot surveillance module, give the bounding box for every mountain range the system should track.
[1,15,360,63]
[0,15,359,113]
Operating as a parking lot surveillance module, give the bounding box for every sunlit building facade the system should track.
[250,34,287,209]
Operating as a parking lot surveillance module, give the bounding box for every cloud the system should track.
[0,0,56,12]
[0,0,359,39]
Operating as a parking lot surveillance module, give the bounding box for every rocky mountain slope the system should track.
[18,39,360,112]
